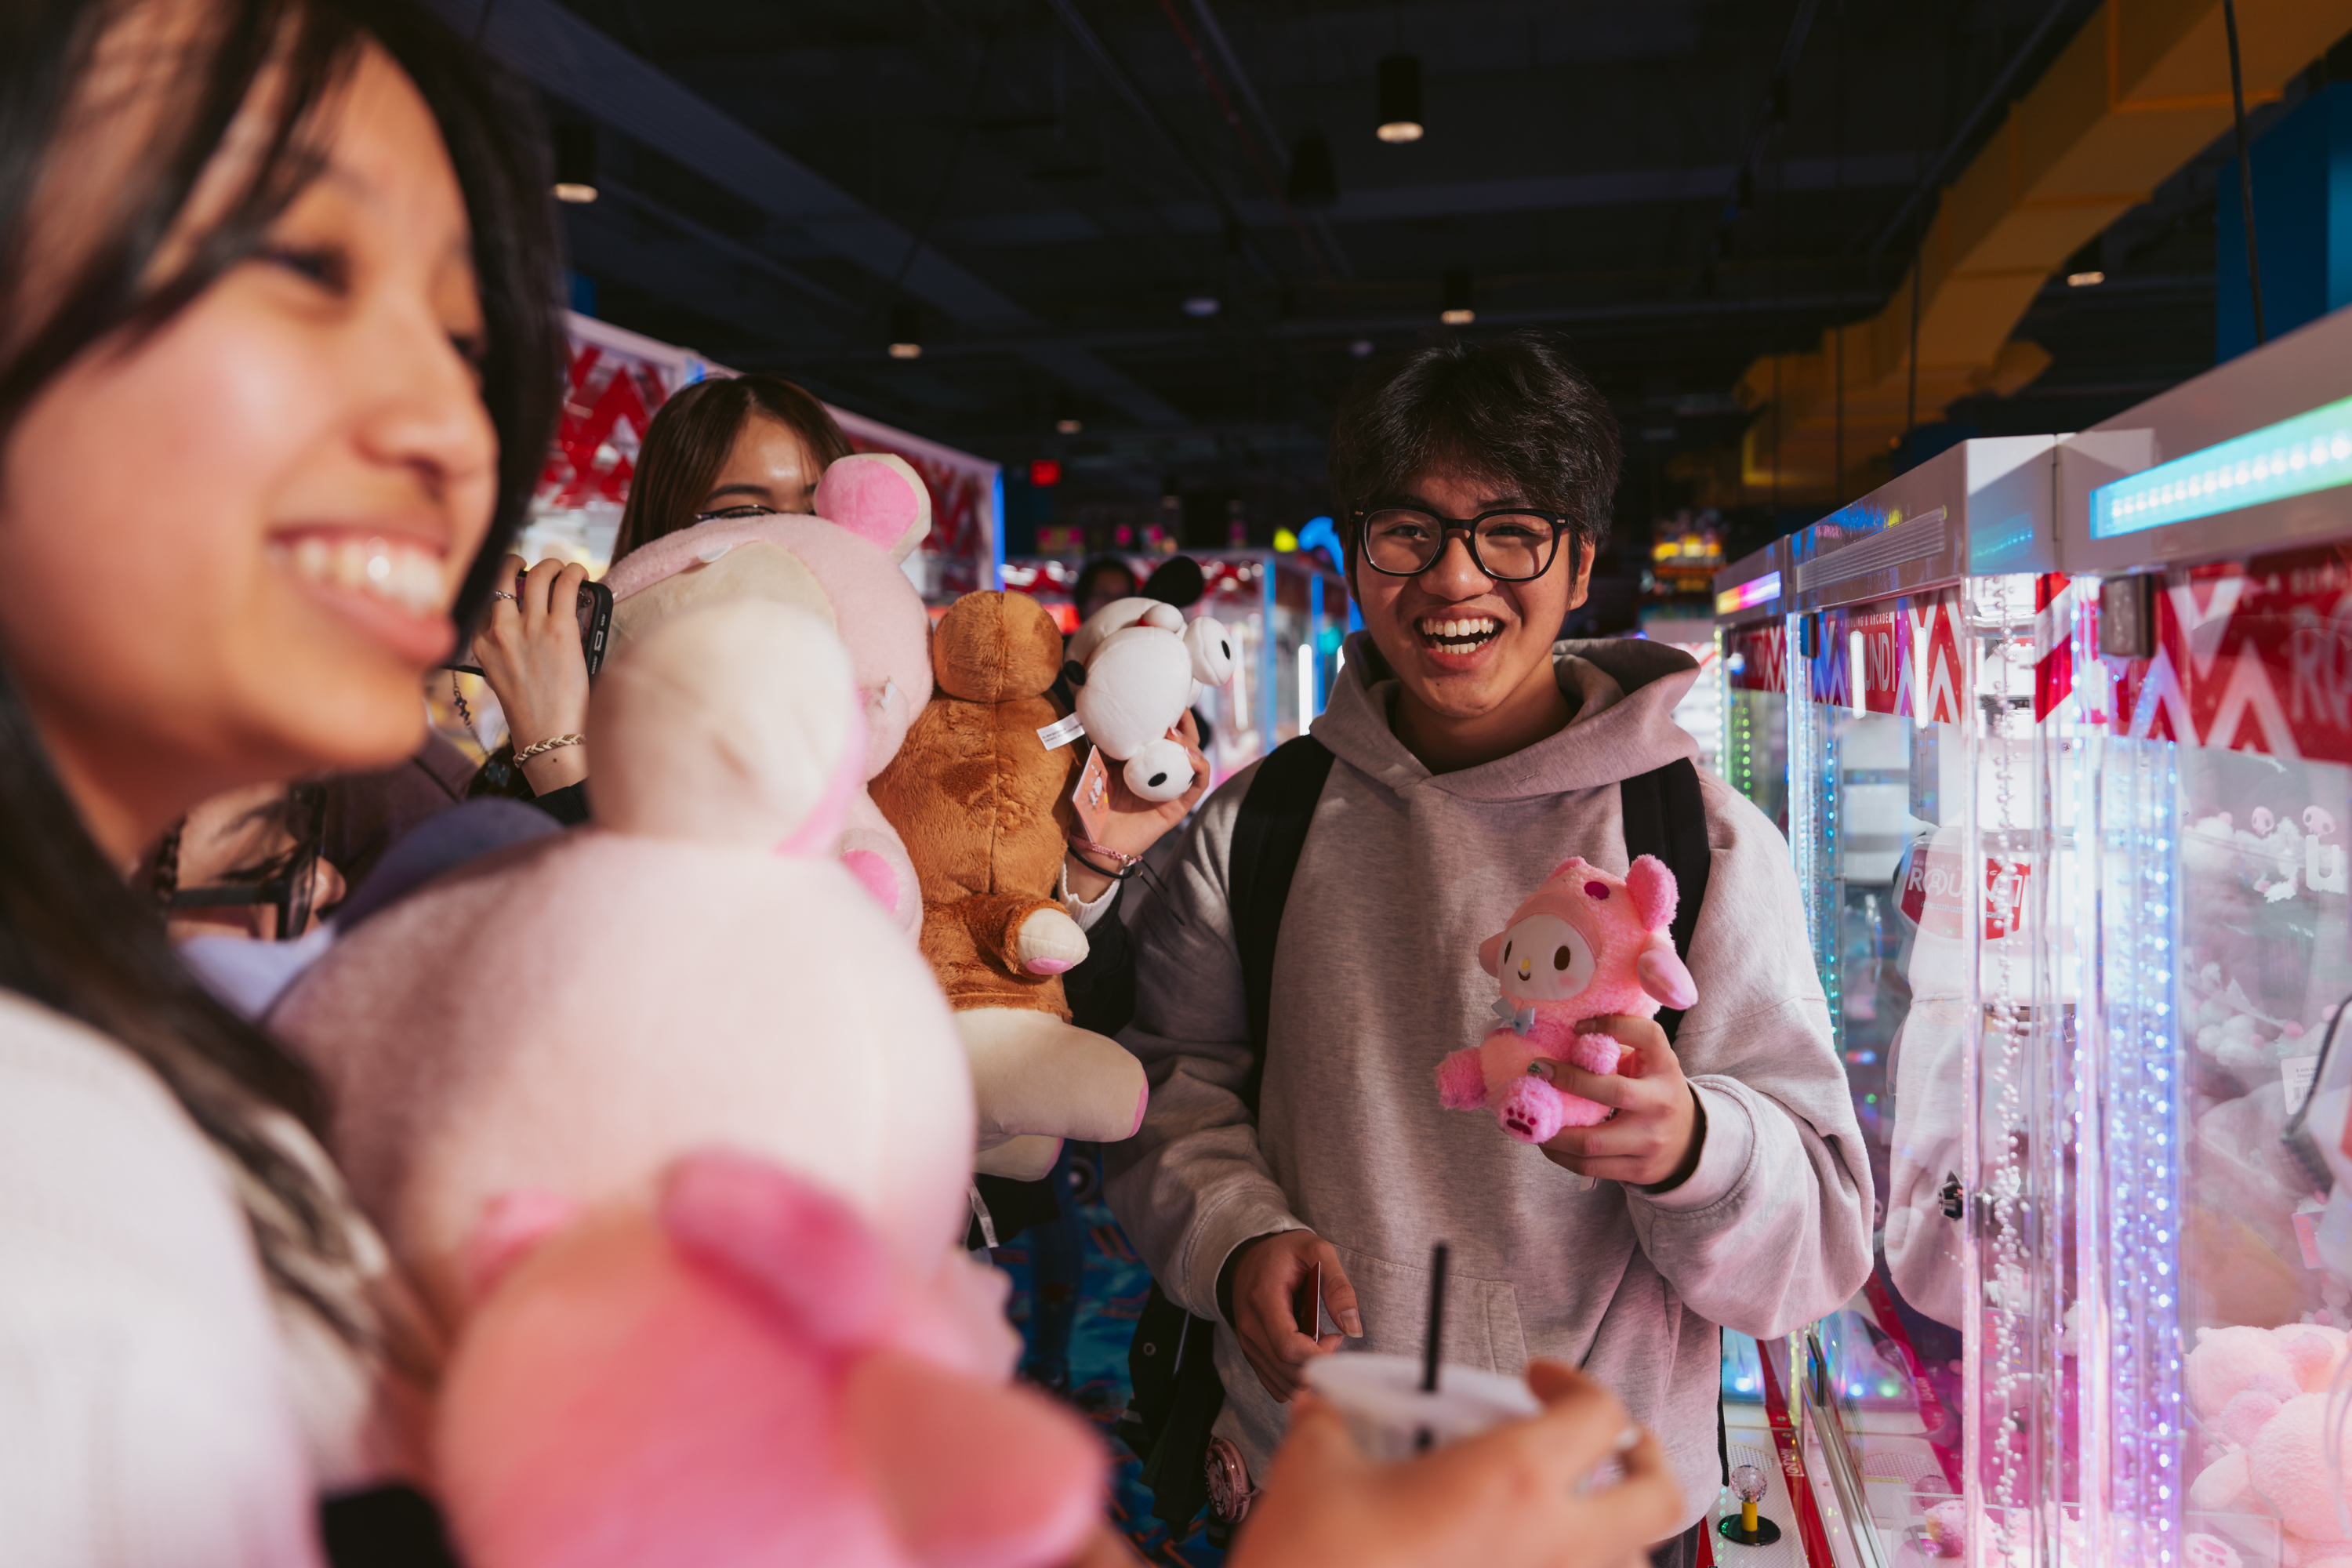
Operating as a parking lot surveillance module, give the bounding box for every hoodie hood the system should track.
[1312,630,1700,802]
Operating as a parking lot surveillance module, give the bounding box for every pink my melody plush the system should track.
[270,603,1104,1568]
[600,451,935,938]
[1436,855,1697,1145]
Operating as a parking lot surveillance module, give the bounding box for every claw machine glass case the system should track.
[1779,437,2075,1568]
[1189,550,1351,784]
[1713,539,1791,830]
[2058,308,2352,1568]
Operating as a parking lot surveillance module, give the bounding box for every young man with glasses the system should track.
[1105,336,1871,1567]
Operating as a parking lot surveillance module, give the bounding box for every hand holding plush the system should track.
[1065,597,1232,803]
[1436,855,1696,1145]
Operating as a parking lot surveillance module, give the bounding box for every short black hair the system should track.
[1327,333,1622,566]
[1073,555,1140,606]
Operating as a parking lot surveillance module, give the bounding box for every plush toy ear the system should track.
[811,452,931,563]
[1547,855,1595,884]
[1636,941,1697,1011]
[1477,931,1504,978]
[461,1189,583,1305]
[659,1150,890,1352]
[1626,854,1679,935]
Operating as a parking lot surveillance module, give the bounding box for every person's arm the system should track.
[469,555,590,798]
[1563,784,1875,1341]
[1100,769,1308,1324]
[0,1006,326,1568]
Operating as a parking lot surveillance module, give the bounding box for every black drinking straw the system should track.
[1422,1243,1450,1393]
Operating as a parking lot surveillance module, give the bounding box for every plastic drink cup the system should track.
[1303,1352,1541,1463]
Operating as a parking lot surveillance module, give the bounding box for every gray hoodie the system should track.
[1103,633,1872,1532]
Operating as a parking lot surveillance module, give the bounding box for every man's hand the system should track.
[1229,1359,1683,1568]
[1537,1015,1702,1189]
[1227,1230,1362,1401]
[471,554,592,795]
[1063,710,1211,902]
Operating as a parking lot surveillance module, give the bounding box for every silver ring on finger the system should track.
[492,590,518,603]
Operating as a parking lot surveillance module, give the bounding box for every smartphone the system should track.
[446,575,614,678]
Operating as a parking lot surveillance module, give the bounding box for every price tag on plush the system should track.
[1070,748,1114,845]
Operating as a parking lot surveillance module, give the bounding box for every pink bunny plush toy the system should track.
[600,451,935,939]
[269,603,1105,1567]
[1436,855,1697,1145]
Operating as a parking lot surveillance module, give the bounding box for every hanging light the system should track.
[1376,55,1424,143]
[1183,295,1221,318]
[1440,268,1474,325]
[553,125,598,204]
[1287,131,1338,208]
[887,303,923,360]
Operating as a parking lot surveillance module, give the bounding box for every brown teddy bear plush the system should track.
[873,591,1148,1180]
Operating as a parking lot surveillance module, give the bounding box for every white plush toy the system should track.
[1065,597,1234,801]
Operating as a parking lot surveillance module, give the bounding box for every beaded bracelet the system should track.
[1066,839,1140,881]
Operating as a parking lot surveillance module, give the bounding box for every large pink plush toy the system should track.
[270,602,1104,1568]
[1436,855,1697,1145]
[2181,1321,2352,1566]
[601,451,935,939]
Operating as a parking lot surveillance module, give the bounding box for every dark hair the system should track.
[0,0,563,1348]
[1327,333,1623,571]
[610,373,852,562]
[1073,555,1140,608]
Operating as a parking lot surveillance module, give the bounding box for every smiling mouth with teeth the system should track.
[1418,615,1502,652]
[271,532,452,618]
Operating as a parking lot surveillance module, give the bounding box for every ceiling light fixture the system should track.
[887,303,923,360]
[1056,418,1083,434]
[1184,296,1221,318]
[2067,270,2107,287]
[552,125,598,204]
[1440,268,1474,326]
[1376,55,1424,143]
[1350,339,1374,358]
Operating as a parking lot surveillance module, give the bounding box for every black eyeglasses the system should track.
[1351,506,1576,583]
[165,783,329,942]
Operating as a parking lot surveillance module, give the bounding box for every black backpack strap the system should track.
[1617,754,1726,1488]
[1617,757,1711,1044]
[1229,736,1336,1111]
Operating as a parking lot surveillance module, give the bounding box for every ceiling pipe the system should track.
[1732,0,2351,502]
[1180,0,1354,275]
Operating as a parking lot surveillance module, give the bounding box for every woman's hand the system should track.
[1229,1360,1683,1568]
[471,554,590,796]
[1537,1016,1702,1189]
[1063,710,1210,902]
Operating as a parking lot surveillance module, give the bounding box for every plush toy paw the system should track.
[1436,1048,1488,1111]
[1013,907,1087,976]
[957,1007,1149,1145]
[1120,736,1194,802]
[1497,1074,1566,1144]
[1568,1031,1623,1076]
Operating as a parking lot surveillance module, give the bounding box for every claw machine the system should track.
[1774,437,2078,1568]
[1188,549,1350,783]
[1713,538,1792,829]
[2058,307,2352,1568]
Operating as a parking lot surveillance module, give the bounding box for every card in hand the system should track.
[1293,1261,1322,1337]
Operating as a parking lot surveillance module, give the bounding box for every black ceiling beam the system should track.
[426,0,1185,426]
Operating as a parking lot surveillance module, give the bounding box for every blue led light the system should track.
[2090,394,2352,537]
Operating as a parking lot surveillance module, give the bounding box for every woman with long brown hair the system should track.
[0,0,560,1556]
